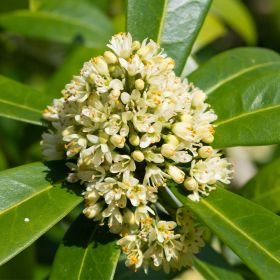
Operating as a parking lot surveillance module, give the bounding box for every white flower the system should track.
[42,32,232,273]
[143,164,169,187]
[107,32,133,58]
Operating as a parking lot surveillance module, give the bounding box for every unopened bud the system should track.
[123,209,135,225]
[132,41,141,51]
[83,202,103,219]
[198,146,213,158]
[161,144,176,157]
[110,134,125,148]
[84,190,100,204]
[202,134,214,144]
[104,51,117,64]
[93,56,108,76]
[164,134,179,146]
[121,92,131,104]
[109,89,121,101]
[192,90,206,108]
[184,177,198,191]
[132,150,145,162]
[135,79,145,91]
[167,165,185,184]
[129,134,140,146]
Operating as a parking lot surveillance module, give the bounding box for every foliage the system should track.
[0,0,279,279]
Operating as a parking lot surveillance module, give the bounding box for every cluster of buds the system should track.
[41,33,232,272]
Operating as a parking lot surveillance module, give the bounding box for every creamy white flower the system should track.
[42,32,232,273]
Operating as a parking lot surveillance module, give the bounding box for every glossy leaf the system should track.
[212,0,257,45]
[0,162,83,265]
[194,13,226,52]
[241,157,280,213]
[195,245,244,280]
[45,47,102,100]
[50,214,120,280]
[0,0,113,48]
[0,75,47,125]
[126,0,211,75]
[189,48,280,147]
[169,185,280,280]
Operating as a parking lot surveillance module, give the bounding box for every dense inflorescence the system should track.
[41,33,232,272]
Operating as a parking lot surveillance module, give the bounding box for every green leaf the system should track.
[126,0,211,75]
[194,13,227,52]
[195,245,244,280]
[169,185,280,280]
[45,47,102,99]
[240,157,280,213]
[0,75,47,125]
[0,162,83,265]
[0,0,113,48]
[189,48,280,147]
[211,0,257,45]
[50,214,120,280]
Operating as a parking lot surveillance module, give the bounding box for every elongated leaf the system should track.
[50,214,120,280]
[241,157,280,213]
[0,0,113,48]
[0,75,47,125]
[195,245,244,280]
[126,0,211,75]
[46,47,102,99]
[194,13,227,52]
[189,48,280,147]
[0,162,83,265]
[212,0,257,45]
[169,185,280,280]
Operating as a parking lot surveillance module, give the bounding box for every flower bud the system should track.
[202,134,214,144]
[184,177,198,191]
[164,134,179,146]
[110,134,125,148]
[83,202,103,219]
[123,209,135,225]
[109,89,121,101]
[167,165,185,184]
[198,146,213,158]
[129,134,140,146]
[104,51,117,64]
[121,92,131,104]
[135,79,145,91]
[84,190,100,204]
[132,150,145,162]
[92,56,108,76]
[132,41,141,50]
[161,144,176,157]
[192,90,206,108]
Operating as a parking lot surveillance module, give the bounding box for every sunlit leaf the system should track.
[169,185,280,280]
[127,0,211,75]
[50,214,120,280]
[0,162,83,265]
[0,0,113,47]
[189,48,280,147]
[241,157,280,213]
[0,75,47,125]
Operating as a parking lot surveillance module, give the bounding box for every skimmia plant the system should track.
[0,1,280,280]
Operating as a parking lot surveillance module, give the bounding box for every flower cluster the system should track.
[41,33,232,272]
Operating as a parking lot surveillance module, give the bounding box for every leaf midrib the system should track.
[77,225,98,279]
[0,97,42,113]
[215,104,280,126]
[0,184,53,216]
[205,61,280,95]
[201,199,280,266]
[156,0,168,44]
[194,258,220,280]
